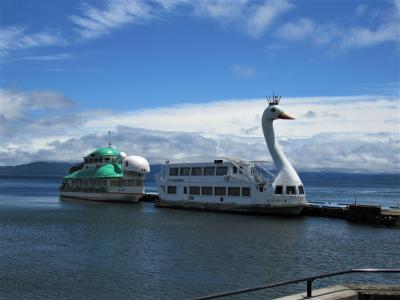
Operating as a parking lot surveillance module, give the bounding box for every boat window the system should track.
[180,167,190,176]
[191,167,202,176]
[94,158,99,163]
[232,166,237,174]
[110,180,122,187]
[274,185,283,194]
[214,187,226,196]
[228,187,240,196]
[216,166,228,176]
[88,159,94,164]
[169,167,179,176]
[84,158,88,164]
[201,186,213,195]
[286,186,297,195]
[104,157,110,163]
[258,186,264,192]
[189,186,200,195]
[203,167,215,176]
[242,187,251,197]
[183,186,187,194]
[125,161,129,167]
[298,185,304,194]
[167,186,177,194]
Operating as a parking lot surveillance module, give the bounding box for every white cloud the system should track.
[276,18,315,41]
[2,0,397,58]
[0,89,72,120]
[282,132,400,173]
[0,89,399,173]
[69,0,152,39]
[69,0,397,48]
[276,0,400,52]
[21,53,73,61]
[231,64,255,78]
[339,22,399,50]
[192,0,245,20]
[69,0,293,40]
[82,95,400,138]
[1,126,399,173]
[192,0,293,38]
[244,0,293,38]
[0,26,63,56]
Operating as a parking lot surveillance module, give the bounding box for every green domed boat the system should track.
[60,147,150,202]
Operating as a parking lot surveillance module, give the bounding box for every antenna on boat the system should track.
[266,93,281,106]
[108,130,111,148]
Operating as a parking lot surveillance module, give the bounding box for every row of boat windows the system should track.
[162,185,251,197]
[63,179,143,187]
[84,157,115,164]
[274,185,304,195]
[169,166,245,177]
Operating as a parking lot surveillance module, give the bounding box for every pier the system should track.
[303,203,400,227]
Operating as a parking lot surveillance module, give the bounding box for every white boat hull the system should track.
[60,191,142,202]
[155,199,305,216]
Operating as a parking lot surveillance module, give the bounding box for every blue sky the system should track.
[0,0,399,172]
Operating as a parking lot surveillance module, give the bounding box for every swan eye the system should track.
[271,108,276,112]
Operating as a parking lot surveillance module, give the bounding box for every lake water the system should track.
[0,175,399,299]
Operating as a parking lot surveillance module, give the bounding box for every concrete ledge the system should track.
[274,284,400,300]
[274,285,358,300]
[348,284,400,300]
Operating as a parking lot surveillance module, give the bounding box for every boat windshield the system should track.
[252,161,276,184]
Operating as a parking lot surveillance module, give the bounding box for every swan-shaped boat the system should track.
[155,95,307,215]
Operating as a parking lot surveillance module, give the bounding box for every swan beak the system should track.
[279,112,295,120]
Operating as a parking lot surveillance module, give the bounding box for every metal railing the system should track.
[194,268,400,300]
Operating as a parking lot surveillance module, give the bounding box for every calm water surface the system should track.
[0,175,399,299]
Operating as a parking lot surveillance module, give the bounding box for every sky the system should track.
[0,0,399,173]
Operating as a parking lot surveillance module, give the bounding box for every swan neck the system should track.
[263,120,287,170]
[262,118,302,185]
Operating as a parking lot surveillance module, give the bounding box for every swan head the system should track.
[263,104,295,121]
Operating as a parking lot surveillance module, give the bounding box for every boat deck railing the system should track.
[194,268,400,300]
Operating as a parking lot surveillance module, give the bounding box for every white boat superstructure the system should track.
[155,95,307,215]
[155,158,305,215]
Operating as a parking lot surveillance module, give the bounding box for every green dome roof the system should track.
[64,163,122,179]
[87,147,120,157]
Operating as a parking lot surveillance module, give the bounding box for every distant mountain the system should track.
[0,161,75,177]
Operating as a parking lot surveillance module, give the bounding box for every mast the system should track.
[108,130,111,148]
